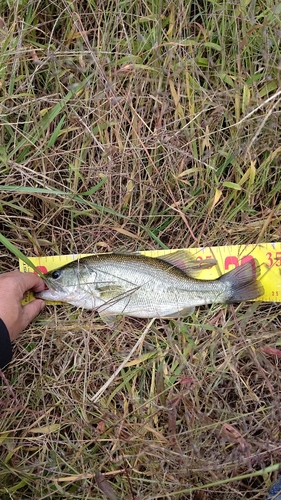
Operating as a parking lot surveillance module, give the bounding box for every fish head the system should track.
[35,261,95,303]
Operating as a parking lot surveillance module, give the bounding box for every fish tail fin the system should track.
[220,261,264,302]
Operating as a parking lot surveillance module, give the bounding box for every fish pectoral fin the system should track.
[157,250,217,277]
[162,306,195,318]
[96,284,126,300]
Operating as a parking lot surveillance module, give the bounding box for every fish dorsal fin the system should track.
[157,250,217,277]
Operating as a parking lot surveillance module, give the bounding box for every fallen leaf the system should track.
[95,470,119,500]
[260,346,281,358]
[179,377,197,387]
[29,424,61,434]
[220,423,248,453]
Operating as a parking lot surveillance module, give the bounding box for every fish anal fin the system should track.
[158,250,217,277]
[162,306,195,318]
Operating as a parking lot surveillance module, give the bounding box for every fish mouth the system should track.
[43,278,65,292]
[34,280,65,299]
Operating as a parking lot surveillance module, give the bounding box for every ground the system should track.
[0,0,281,498]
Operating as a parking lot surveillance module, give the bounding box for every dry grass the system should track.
[0,0,281,498]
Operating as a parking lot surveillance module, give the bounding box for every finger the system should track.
[21,299,45,330]
[17,272,46,294]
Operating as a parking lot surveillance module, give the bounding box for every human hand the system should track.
[0,271,45,341]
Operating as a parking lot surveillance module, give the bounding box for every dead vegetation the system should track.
[0,0,281,498]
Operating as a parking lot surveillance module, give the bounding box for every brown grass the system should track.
[0,0,281,498]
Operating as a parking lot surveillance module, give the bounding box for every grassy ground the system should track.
[0,0,281,498]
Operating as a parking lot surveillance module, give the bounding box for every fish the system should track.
[35,251,264,324]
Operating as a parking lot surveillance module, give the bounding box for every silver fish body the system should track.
[35,252,264,322]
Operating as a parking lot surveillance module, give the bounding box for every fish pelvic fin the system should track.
[220,261,264,303]
[98,311,123,328]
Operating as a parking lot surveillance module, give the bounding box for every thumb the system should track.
[22,299,45,329]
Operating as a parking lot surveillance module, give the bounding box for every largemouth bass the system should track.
[35,251,264,323]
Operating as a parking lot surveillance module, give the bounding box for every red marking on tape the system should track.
[33,265,48,274]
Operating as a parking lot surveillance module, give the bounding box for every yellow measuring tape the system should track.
[19,243,281,304]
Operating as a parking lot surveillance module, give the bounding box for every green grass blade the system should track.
[0,233,45,277]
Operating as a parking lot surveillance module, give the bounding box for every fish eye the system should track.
[51,270,61,280]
